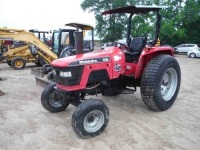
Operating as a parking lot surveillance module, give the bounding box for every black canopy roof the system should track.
[102,5,168,15]
[65,23,93,31]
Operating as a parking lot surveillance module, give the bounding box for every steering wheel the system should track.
[60,47,75,58]
[102,42,128,51]
[114,42,128,50]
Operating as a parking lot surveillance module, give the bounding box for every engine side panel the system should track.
[108,47,126,78]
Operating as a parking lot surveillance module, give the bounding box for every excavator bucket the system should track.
[35,76,51,88]
[31,64,52,77]
[31,65,52,88]
[31,68,45,77]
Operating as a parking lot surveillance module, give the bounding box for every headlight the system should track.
[59,71,72,77]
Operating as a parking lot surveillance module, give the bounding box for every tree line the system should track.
[81,0,200,46]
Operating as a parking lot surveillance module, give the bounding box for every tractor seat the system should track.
[83,41,92,52]
[83,41,91,49]
[124,37,146,62]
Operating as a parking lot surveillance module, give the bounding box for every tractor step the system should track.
[120,88,136,94]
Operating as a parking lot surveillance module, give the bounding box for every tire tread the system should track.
[72,99,109,139]
[141,54,181,111]
[41,83,68,112]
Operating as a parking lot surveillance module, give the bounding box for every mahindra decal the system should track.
[69,57,110,66]
[79,59,98,64]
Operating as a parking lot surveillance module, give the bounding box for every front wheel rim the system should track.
[49,92,62,107]
[83,110,104,133]
[161,68,178,101]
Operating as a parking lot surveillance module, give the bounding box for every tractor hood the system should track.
[51,47,121,67]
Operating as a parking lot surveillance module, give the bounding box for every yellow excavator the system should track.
[0,23,94,70]
[2,44,35,68]
[0,28,56,69]
[0,30,50,68]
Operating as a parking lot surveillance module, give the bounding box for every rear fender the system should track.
[135,47,173,79]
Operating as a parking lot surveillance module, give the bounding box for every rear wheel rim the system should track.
[83,110,104,133]
[161,68,178,101]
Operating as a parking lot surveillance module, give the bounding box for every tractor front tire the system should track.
[141,54,181,111]
[11,57,26,70]
[41,83,69,113]
[72,99,109,139]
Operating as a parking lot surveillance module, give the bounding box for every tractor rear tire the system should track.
[11,57,26,70]
[140,54,181,111]
[41,83,69,113]
[72,99,109,139]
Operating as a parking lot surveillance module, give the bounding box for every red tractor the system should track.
[41,5,181,138]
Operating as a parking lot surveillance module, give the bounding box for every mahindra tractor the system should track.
[41,5,181,138]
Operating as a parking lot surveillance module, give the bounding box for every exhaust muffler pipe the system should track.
[74,31,83,54]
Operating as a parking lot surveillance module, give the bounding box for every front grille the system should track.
[52,66,84,86]
[88,69,109,83]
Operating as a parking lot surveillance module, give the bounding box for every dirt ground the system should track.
[0,54,200,150]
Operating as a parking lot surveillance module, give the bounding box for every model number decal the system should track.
[0,37,14,40]
[79,59,97,64]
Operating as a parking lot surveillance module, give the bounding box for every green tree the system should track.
[81,0,200,46]
[81,0,136,42]
[181,0,200,44]
[160,0,200,46]
[159,0,186,45]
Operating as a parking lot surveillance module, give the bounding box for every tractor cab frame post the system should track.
[126,9,161,47]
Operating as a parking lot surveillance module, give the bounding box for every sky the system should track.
[0,0,95,30]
